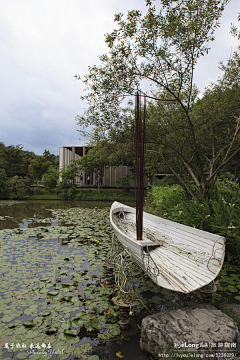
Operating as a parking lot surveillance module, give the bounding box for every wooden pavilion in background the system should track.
[59,145,144,187]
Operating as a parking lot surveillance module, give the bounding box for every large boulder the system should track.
[140,305,240,359]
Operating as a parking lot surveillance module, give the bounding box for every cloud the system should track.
[195,1,239,93]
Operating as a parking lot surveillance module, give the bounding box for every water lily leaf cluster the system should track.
[0,207,118,359]
[0,202,239,359]
[213,264,240,303]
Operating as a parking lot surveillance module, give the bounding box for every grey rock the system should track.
[140,305,240,359]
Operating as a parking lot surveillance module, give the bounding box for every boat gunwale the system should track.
[110,201,226,245]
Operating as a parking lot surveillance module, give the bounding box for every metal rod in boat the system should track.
[135,91,146,240]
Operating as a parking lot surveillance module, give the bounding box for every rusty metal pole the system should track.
[135,92,146,241]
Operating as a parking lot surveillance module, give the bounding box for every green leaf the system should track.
[70,296,81,304]
[38,310,51,317]
[23,320,34,327]
[25,330,37,339]
[48,291,59,296]
[14,326,26,335]
[72,311,85,320]
[61,320,72,330]
[79,343,92,354]
[116,352,124,358]
[227,285,238,293]
[64,329,78,336]
[40,288,49,294]
[48,326,58,333]
[8,320,22,328]
[90,317,102,329]
[16,352,28,359]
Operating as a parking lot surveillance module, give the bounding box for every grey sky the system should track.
[1,0,239,155]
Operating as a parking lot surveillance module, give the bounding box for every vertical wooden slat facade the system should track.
[59,145,147,186]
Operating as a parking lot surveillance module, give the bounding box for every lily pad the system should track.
[72,311,85,320]
[25,330,37,339]
[23,320,35,327]
[64,329,78,336]
[79,343,92,353]
[16,352,28,359]
[90,317,102,329]
[48,291,59,296]
[61,320,72,330]
[48,326,58,333]
[38,310,51,317]
[8,320,22,328]
[59,270,68,275]
[227,285,238,293]
[70,296,81,304]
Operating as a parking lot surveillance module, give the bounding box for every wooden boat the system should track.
[110,201,225,294]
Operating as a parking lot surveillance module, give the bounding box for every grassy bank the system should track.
[26,187,136,201]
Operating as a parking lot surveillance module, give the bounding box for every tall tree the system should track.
[0,169,10,199]
[76,0,240,200]
[0,142,36,177]
[42,166,59,190]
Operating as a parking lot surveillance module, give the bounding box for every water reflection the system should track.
[0,200,120,230]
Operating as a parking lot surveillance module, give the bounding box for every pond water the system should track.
[0,200,239,360]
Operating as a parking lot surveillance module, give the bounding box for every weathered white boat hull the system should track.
[110,201,225,294]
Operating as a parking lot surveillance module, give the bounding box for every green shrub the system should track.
[156,175,179,186]
[115,175,133,190]
[144,184,186,217]
[42,166,59,190]
[9,176,31,200]
[146,183,240,264]
[177,189,240,263]
[59,187,77,200]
